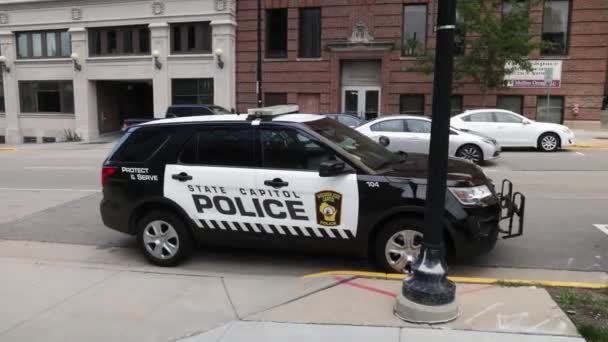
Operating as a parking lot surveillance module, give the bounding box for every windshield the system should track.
[304,118,399,171]
[209,106,231,114]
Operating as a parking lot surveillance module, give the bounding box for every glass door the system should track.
[342,86,381,120]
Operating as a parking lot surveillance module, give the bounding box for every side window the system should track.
[370,119,405,132]
[171,107,193,117]
[179,126,254,167]
[405,119,431,133]
[191,107,212,116]
[494,112,523,123]
[469,112,495,122]
[261,128,335,171]
[339,115,360,127]
[111,129,170,162]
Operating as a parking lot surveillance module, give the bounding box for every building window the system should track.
[399,95,425,115]
[0,75,4,112]
[172,79,214,105]
[19,81,74,114]
[88,26,150,56]
[266,9,288,58]
[542,0,571,56]
[502,0,528,16]
[299,8,321,58]
[264,93,288,107]
[497,95,524,114]
[171,22,212,54]
[451,95,463,116]
[454,6,466,55]
[537,96,564,123]
[402,5,427,56]
[16,30,71,59]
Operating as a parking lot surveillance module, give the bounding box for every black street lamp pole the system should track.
[256,0,263,107]
[395,0,459,323]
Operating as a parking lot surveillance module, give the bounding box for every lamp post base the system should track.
[394,292,460,324]
[394,245,460,324]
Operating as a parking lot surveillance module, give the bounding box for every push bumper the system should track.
[449,179,525,258]
[497,179,525,239]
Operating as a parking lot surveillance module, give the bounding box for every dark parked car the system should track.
[122,104,231,131]
[325,114,367,128]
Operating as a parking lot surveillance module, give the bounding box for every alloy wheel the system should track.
[541,135,558,151]
[457,146,481,163]
[142,220,180,260]
[384,229,423,273]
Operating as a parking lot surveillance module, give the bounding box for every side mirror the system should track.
[319,160,348,177]
[379,135,390,147]
[522,119,531,125]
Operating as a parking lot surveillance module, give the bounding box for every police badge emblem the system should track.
[315,191,342,226]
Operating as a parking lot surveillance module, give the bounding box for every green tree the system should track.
[413,0,543,107]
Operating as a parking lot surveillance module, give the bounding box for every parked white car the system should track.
[356,115,500,164]
[451,109,575,152]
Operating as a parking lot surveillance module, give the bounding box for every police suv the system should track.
[101,110,524,273]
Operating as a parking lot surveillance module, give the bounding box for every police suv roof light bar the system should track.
[246,104,300,120]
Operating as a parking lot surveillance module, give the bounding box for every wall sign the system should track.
[504,60,562,88]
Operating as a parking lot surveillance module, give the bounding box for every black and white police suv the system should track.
[100,111,525,273]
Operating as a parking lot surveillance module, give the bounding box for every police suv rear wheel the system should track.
[137,211,192,266]
[374,217,424,274]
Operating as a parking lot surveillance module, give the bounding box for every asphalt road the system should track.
[0,143,607,273]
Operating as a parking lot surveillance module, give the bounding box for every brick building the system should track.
[236,0,608,125]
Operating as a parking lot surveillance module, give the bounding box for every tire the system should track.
[537,132,560,152]
[456,144,484,164]
[137,210,193,267]
[373,217,424,274]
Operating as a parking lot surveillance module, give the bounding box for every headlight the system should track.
[561,127,571,134]
[449,185,493,206]
[482,138,494,145]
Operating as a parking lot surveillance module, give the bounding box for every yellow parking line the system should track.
[303,270,608,289]
[0,147,16,152]
[566,144,608,150]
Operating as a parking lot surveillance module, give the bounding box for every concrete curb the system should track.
[303,270,608,289]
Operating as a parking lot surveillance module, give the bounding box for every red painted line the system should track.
[460,284,495,295]
[334,276,397,298]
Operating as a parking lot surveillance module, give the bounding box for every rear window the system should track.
[168,107,193,117]
[179,126,255,167]
[110,129,170,162]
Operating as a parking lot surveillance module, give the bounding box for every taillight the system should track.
[102,166,117,187]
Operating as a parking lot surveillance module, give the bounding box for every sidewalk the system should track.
[0,240,597,342]
[570,129,608,148]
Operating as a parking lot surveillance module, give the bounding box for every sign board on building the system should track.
[504,60,562,88]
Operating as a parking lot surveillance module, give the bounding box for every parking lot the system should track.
[1,142,607,274]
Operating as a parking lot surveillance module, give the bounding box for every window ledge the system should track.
[86,55,151,62]
[19,113,75,119]
[399,56,420,61]
[167,54,214,60]
[15,58,71,64]
[538,55,570,60]
[263,58,289,62]
[296,57,323,62]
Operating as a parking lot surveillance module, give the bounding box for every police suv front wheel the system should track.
[137,211,193,266]
[374,217,424,274]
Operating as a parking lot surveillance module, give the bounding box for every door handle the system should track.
[172,172,192,182]
[264,178,289,188]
